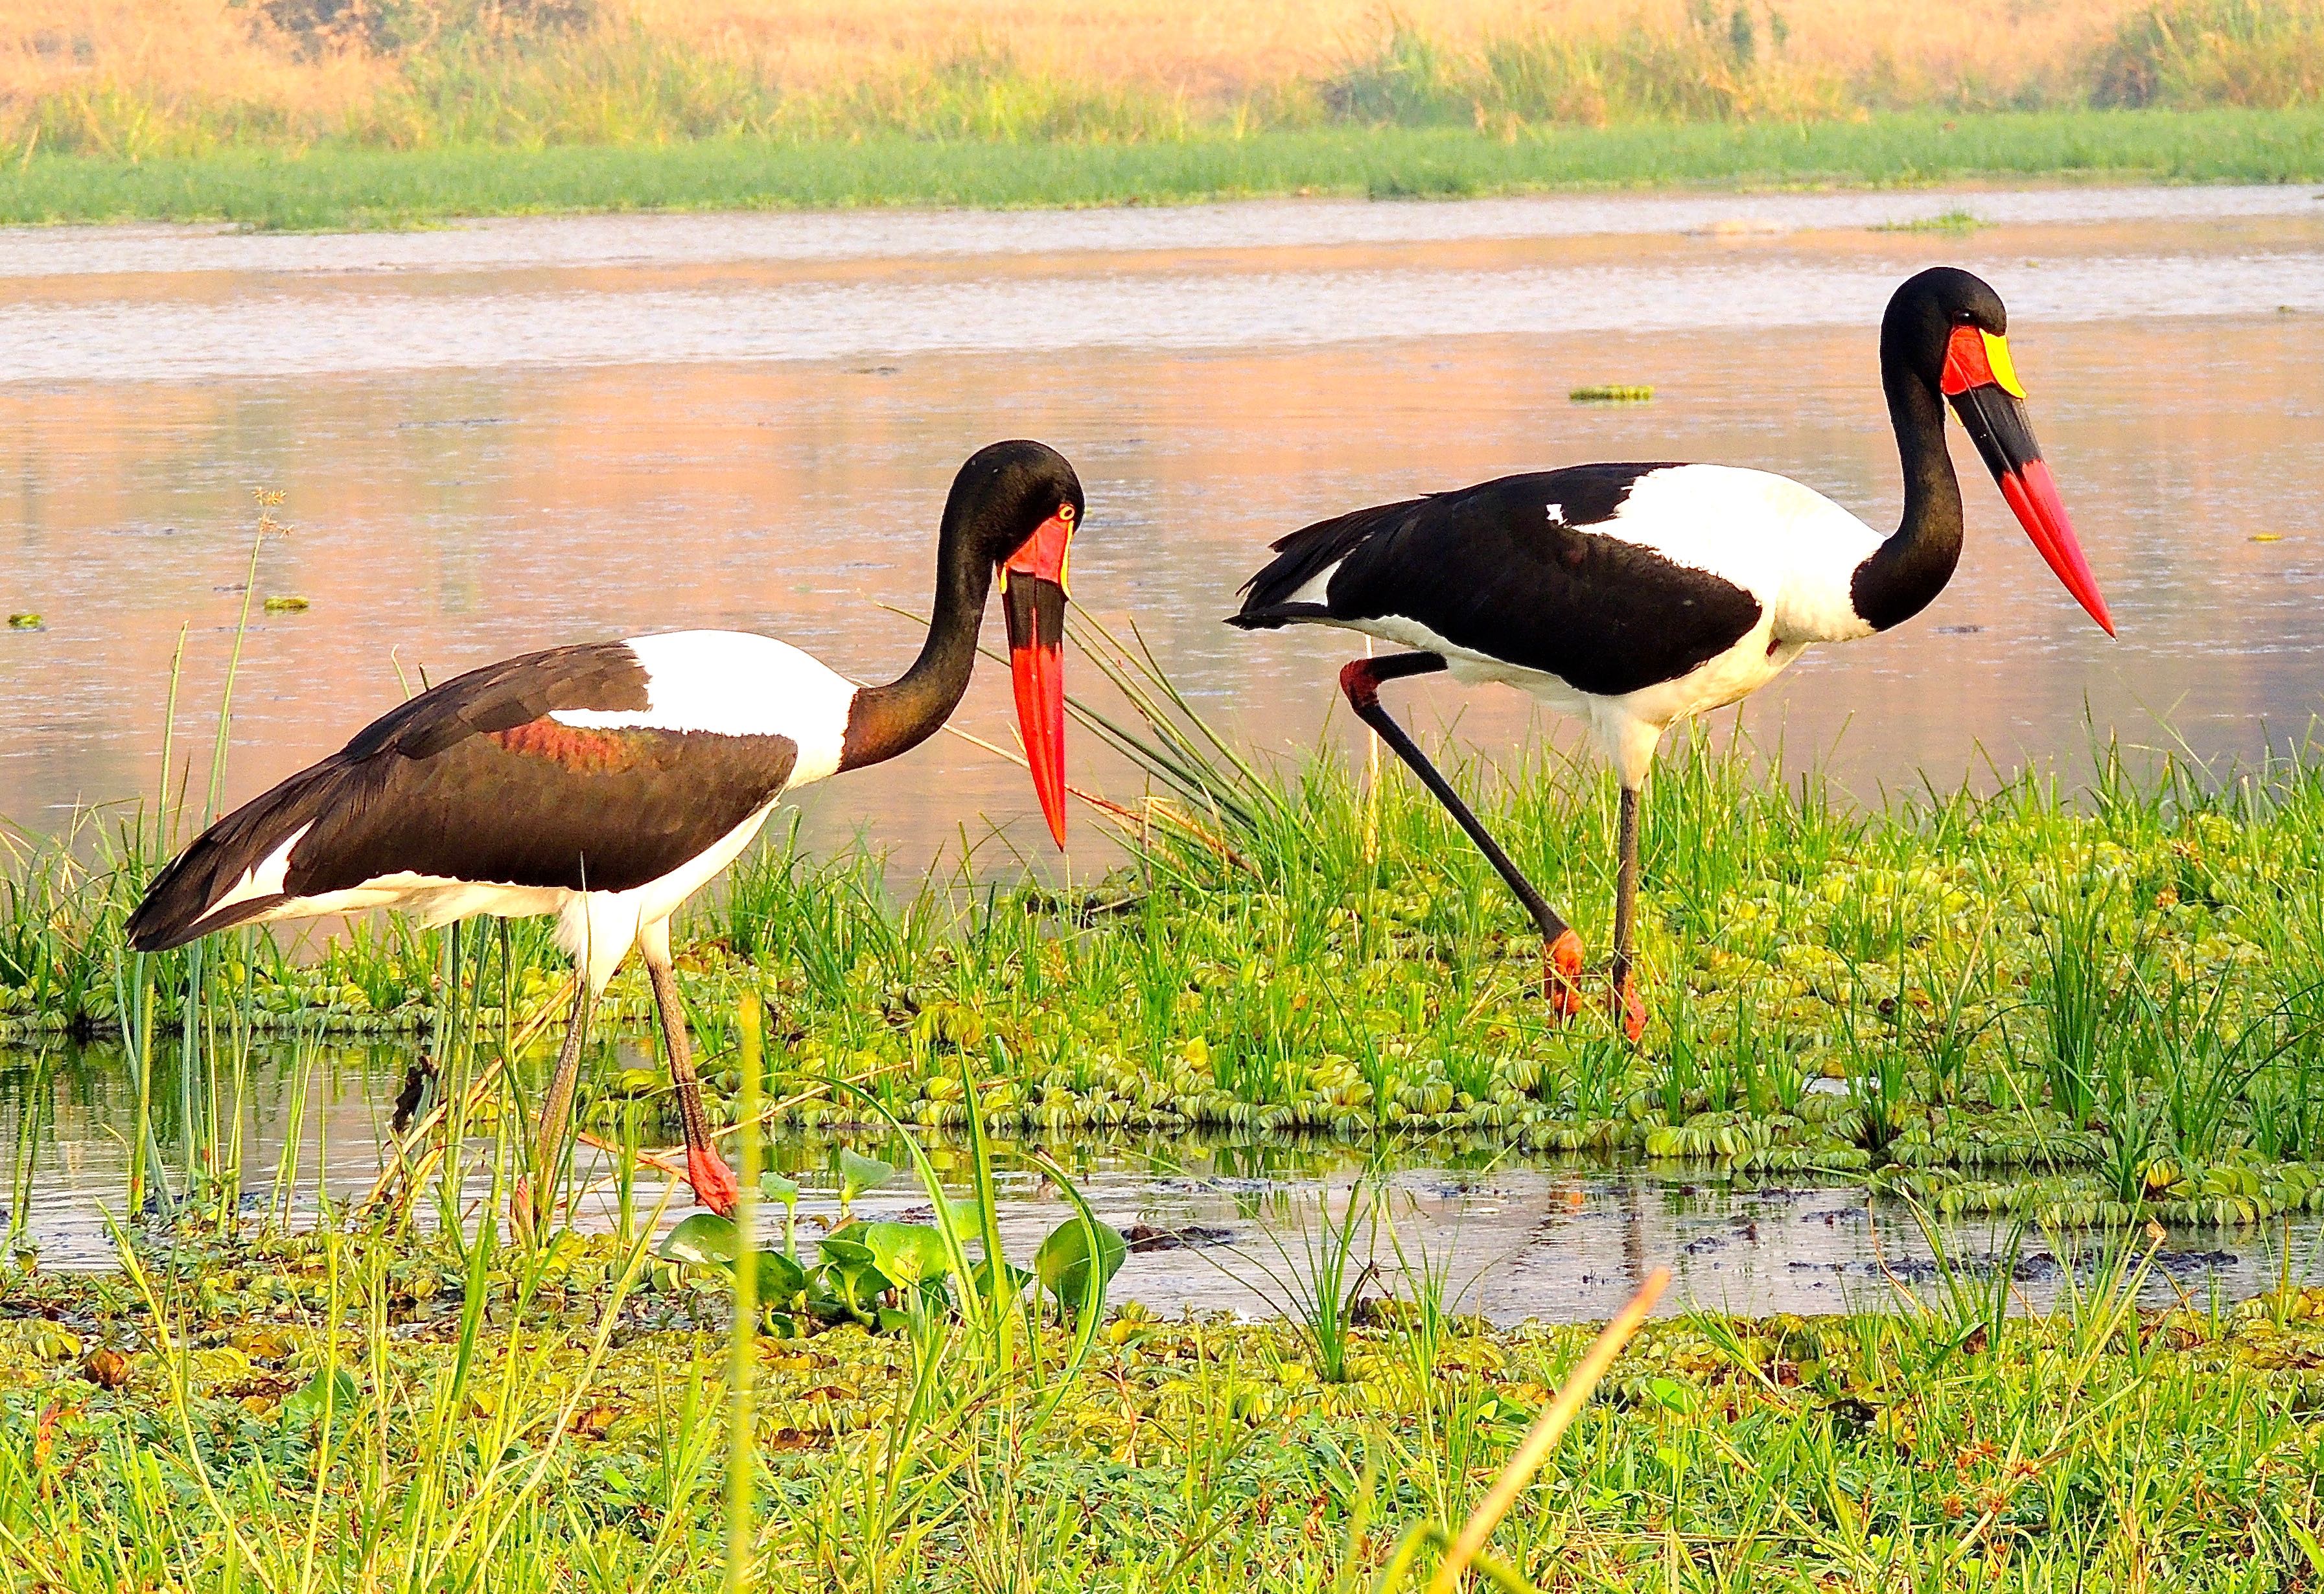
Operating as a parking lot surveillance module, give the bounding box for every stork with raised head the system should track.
[128,440,1084,1219]
[1229,267,2113,1039]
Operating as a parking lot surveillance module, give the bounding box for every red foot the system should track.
[686,1144,741,1218]
[1614,971,1647,1043]
[1543,929,1586,1020]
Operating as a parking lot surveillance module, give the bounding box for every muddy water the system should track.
[3,185,2322,874]
[8,1040,2319,1321]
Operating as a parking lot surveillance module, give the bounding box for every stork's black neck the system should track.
[837,518,994,772]
[1849,332,1965,632]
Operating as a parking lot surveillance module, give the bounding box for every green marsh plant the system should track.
[1213,1164,1386,1385]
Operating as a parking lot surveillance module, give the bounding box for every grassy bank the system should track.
[8,0,2324,226]
[6,619,2323,1235]
[6,1214,2324,1589]
[14,1,2324,157]
[10,108,2324,227]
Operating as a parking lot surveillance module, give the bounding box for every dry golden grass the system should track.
[3,0,2316,157]
[657,0,2167,106]
[0,0,2178,119]
[2,1,380,113]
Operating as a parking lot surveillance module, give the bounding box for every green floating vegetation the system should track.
[1870,207,1989,234]
[12,699,2324,1234]
[261,595,312,613]
[1568,384,1656,403]
[5,1216,2324,1591]
[5,614,41,630]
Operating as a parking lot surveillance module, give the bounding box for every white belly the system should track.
[1315,611,1811,790]
[239,802,782,995]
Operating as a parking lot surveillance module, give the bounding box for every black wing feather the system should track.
[1228,464,1764,698]
[1229,497,1428,625]
[127,641,800,951]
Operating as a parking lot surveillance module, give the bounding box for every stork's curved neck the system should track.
[838,518,994,772]
[1850,336,1964,632]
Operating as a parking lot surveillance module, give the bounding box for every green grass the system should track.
[6,626,2324,1587]
[10,108,2324,229]
[7,712,2324,1237]
[6,1205,2324,1590]
[3,617,2322,1238]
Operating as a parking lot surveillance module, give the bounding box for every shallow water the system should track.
[2,183,2322,873]
[8,1040,2318,1321]
[7,186,2324,1319]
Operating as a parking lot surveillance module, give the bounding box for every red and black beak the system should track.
[1001,511,1073,848]
[1940,325,2114,637]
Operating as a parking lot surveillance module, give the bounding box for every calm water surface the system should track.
[10,1040,2319,1320]
[3,183,2321,871]
[6,185,2324,1315]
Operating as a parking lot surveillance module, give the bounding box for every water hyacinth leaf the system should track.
[865,1221,951,1288]
[817,1236,893,1312]
[657,1212,740,1268]
[970,1256,1034,1302]
[755,1248,809,1301]
[1034,1218,1127,1313]
[817,1235,875,1269]
[1643,1374,1698,1414]
[760,1172,800,1208]
[839,1148,896,1203]
[282,1365,360,1429]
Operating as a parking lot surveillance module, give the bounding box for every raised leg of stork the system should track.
[1339,653,1586,1021]
[641,935,742,1219]
[529,976,598,1227]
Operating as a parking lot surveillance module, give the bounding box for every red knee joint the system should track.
[686,1144,741,1218]
[1338,658,1382,711]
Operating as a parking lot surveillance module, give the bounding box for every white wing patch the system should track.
[550,629,859,788]
[1546,502,1565,526]
[207,821,315,915]
[1283,558,1345,609]
[1586,465,1883,643]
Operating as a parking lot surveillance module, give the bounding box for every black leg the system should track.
[531,975,595,1226]
[645,950,739,1217]
[1610,784,1645,1039]
[1340,654,1584,1014]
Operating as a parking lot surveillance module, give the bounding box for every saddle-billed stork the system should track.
[1229,266,2112,1039]
[127,440,1083,1218]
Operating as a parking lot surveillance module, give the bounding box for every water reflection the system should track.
[2,186,2319,879]
[9,1039,2319,1321]
[6,188,2324,1317]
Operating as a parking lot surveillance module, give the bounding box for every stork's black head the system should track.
[1883,267,2113,637]
[944,439,1084,849]
[1883,266,2012,391]
[945,439,1086,573]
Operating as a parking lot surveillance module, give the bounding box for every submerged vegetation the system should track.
[6,1,2324,222]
